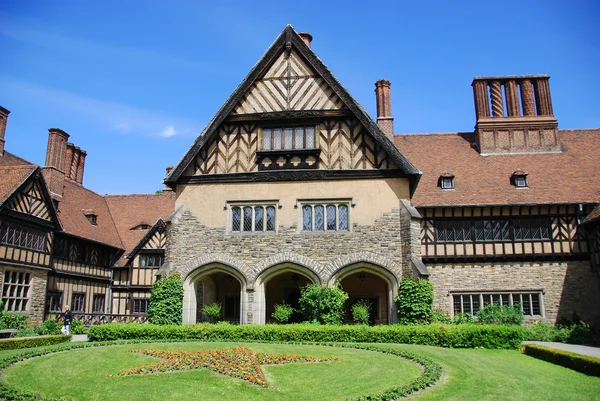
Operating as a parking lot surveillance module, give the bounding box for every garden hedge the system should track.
[523,344,600,377]
[88,322,527,349]
[0,334,71,351]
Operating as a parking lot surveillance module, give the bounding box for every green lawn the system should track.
[2,342,599,400]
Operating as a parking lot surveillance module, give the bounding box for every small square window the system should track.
[515,175,528,188]
[441,177,454,190]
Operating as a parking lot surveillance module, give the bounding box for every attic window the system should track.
[438,171,455,190]
[131,224,151,230]
[262,126,316,151]
[512,169,528,188]
[82,209,97,226]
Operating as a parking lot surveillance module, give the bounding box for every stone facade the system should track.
[428,260,600,325]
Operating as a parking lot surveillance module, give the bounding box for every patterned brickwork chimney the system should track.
[43,128,70,198]
[0,106,10,156]
[472,75,559,155]
[64,143,87,184]
[375,79,394,140]
[298,32,313,47]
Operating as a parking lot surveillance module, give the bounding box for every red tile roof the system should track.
[0,150,33,167]
[105,192,175,264]
[57,180,124,249]
[0,165,37,206]
[583,205,600,225]
[395,129,600,208]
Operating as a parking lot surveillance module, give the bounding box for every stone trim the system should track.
[249,252,325,285]
[326,251,401,283]
[181,253,249,283]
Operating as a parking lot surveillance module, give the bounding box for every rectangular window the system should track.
[71,293,86,313]
[262,126,316,151]
[436,217,551,243]
[0,220,47,252]
[230,203,277,233]
[301,201,350,232]
[47,291,63,313]
[92,294,105,313]
[139,252,165,267]
[132,298,149,315]
[2,270,31,312]
[452,291,543,318]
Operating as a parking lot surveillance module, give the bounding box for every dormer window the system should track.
[512,169,528,188]
[438,171,455,190]
[131,224,151,230]
[82,209,97,226]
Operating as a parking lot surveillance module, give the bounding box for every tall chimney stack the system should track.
[375,79,394,140]
[0,106,10,156]
[298,32,313,47]
[163,166,174,192]
[43,128,70,198]
[64,143,87,184]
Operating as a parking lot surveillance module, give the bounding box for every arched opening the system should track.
[265,272,311,323]
[182,264,246,324]
[330,263,399,324]
[254,263,320,325]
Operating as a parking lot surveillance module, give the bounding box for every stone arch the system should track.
[324,251,401,283]
[181,253,249,284]
[182,262,248,324]
[249,252,325,286]
[253,262,321,325]
[328,258,400,324]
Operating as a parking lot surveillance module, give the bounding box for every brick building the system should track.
[1,26,599,325]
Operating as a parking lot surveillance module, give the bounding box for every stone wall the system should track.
[0,264,48,324]
[428,260,600,325]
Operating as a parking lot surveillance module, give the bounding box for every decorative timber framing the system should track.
[165,25,421,196]
[419,204,593,262]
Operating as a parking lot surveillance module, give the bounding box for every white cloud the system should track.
[0,77,201,139]
[160,126,177,138]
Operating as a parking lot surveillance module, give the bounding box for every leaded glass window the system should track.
[2,271,31,312]
[301,202,350,232]
[452,291,543,318]
[230,204,277,233]
[261,126,317,150]
[0,220,47,252]
[436,217,550,243]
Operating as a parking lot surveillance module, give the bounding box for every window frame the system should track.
[297,199,352,233]
[2,270,31,312]
[260,125,318,151]
[47,291,63,313]
[92,293,105,313]
[227,201,279,234]
[132,298,150,315]
[0,219,48,253]
[450,290,544,319]
[435,217,551,243]
[71,292,86,313]
[138,251,165,268]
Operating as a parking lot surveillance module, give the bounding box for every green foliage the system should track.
[298,284,348,325]
[351,300,371,325]
[71,319,87,334]
[202,303,222,323]
[37,319,62,335]
[271,303,295,324]
[0,334,71,351]
[147,273,184,325]
[431,309,453,324]
[454,313,475,324]
[87,322,528,349]
[395,279,433,324]
[523,344,600,377]
[475,303,523,325]
[0,310,28,330]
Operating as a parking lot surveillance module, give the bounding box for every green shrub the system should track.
[35,319,62,336]
[475,303,523,325]
[351,300,371,325]
[87,322,528,349]
[395,279,433,324]
[432,309,453,324]
[453,313,475,324]
[0,334,71,351]
[523,344,600,377]
[271,303,295,324]
[147,272,184,325]
[0,310,28,330]
[202,303,222,323]
[71,319,87,334]
[298,284,348,325]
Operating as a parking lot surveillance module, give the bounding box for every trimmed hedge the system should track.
[0,334,71,350]
[523,344,600,377]
[88,322,528,349]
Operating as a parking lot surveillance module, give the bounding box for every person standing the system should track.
[63,306,73,335]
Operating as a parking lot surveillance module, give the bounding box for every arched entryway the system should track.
[330,263,398,324]
[182,263,247,324]
[254,263,320,325]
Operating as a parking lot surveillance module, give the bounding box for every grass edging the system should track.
[0,339,443,401]
[522,344,600,377]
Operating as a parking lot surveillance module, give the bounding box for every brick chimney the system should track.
[375,79,394,140]
[472,75,559,155]
[64,143,87,184]
[0,106,10,156]
[298,32,313,47]
[43,128,70,198]
[163,166,174,192]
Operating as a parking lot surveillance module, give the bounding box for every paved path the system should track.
[71,334,88,342]
[523,341,600,358]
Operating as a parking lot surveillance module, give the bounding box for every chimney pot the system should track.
[298,32,313,47]
[0,106,11,156]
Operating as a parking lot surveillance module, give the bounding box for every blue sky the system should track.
[1,1,598,194]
